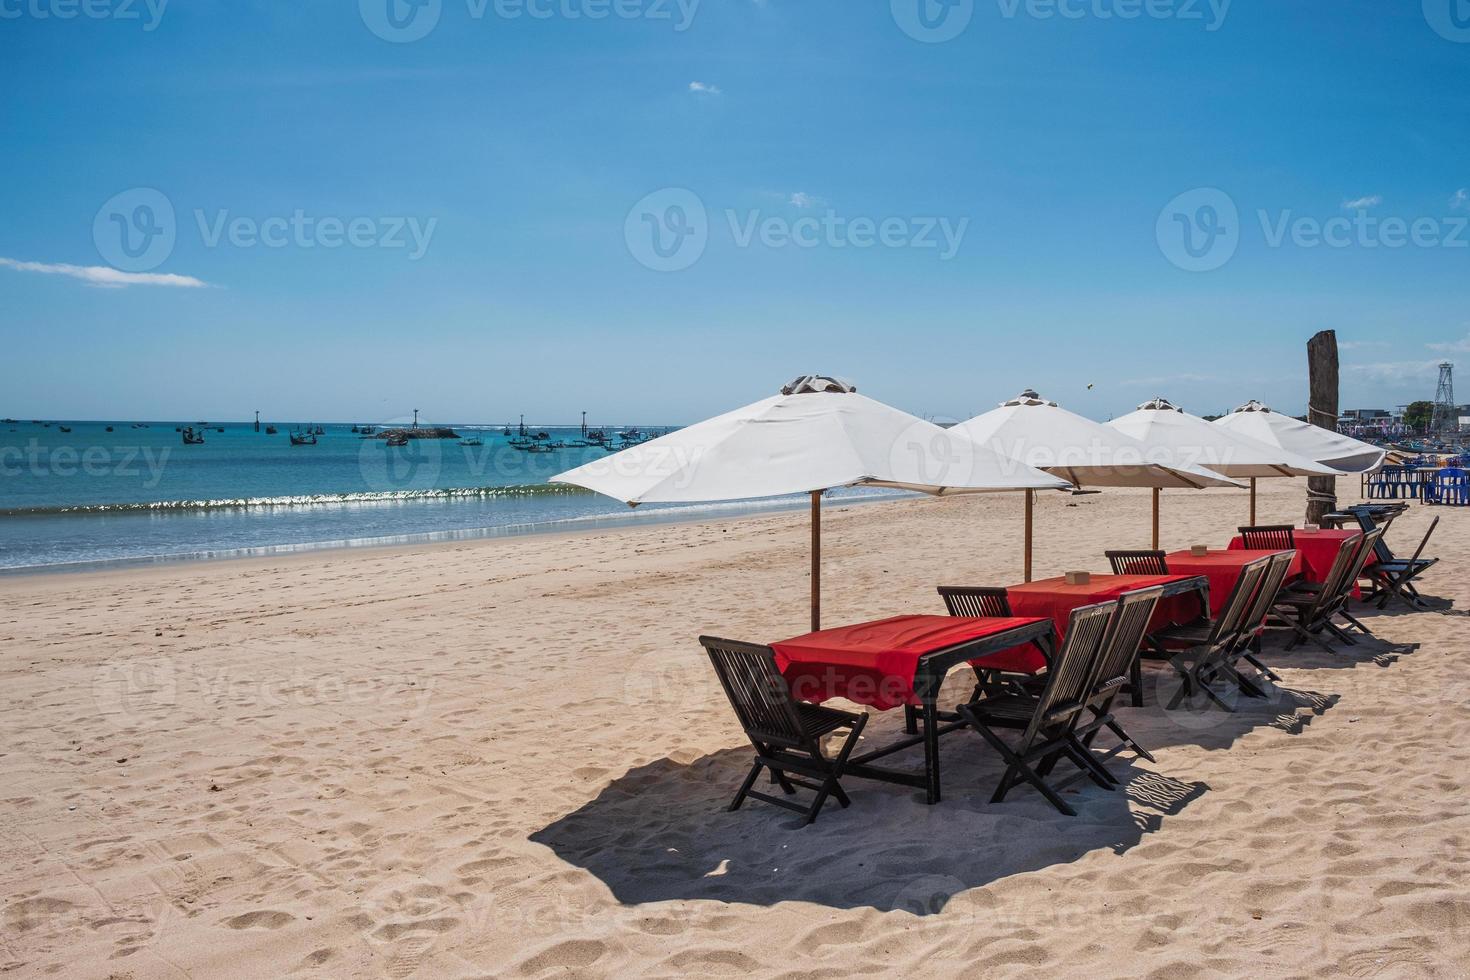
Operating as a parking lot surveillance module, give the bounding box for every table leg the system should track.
[903,704,918,735]
[923,701,941,804]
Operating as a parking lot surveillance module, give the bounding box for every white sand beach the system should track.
[1,479,1466,978]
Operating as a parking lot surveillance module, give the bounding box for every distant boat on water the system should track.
[460,435,484,446]
[385,432,409,447]
[181,427,205,445]
[58,425,71,433]
[290,429,318,446]
[265,425,278,434]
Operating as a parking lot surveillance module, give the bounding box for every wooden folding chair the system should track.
[957,602,1116,816]
[1148,556,1271,712]
[1365,517,1440,610]
[1105,550,1169,576]
[1267,536,1363,652]
[1222,550,1297,690]
[1238,524,1295,550]
[1074,586,1165,769]
[700,636,867,826]
[936,586,1036,705]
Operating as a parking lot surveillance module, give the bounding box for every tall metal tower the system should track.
[1433,362,1455,433]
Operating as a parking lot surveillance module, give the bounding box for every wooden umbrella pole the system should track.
[1024,489,1034,583]
[810,490,822,633]
[1152,487,1161,550]
[1250,477,1257,524]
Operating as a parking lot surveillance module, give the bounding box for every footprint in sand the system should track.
[223,910,294,930]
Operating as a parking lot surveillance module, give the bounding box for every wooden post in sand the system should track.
[1152,488,1161,549]
[810,490,822,633]
[1250,477,1257,525]
[1023,489,1034,582]
[1307,330,1339,525]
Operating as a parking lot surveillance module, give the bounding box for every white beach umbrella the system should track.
[950,390,1241,579]
[1107,397,1338,546]
[552,376,1070,630]
[1214,400,1387,474]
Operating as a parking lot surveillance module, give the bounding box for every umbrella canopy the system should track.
[950,390,1240,580]
[553,376,1070,629]
[1107,397,1338,545]
[554,376,1070,504]
[950,390,1240,490]
[1107,397,1338,479]
[1213,400,1387,474]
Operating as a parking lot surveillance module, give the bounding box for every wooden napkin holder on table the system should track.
[1303,523,1320,533]
[1064,571,1091,586]
[1190,544,1209,557]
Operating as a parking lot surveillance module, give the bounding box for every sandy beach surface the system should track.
[1,479,1467,978]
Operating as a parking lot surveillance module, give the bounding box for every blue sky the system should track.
[2,0,1468,426]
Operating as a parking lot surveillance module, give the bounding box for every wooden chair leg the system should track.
[730,761,762,811]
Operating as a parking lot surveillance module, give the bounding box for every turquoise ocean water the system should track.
[0,420,895,571]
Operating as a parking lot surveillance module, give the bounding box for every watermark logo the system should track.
[1423,0,1470,42]
[625,188,709,272]
[358,418,444,492]
[1156,187,1239,272]
[996,0,1230,30]
[892,0,973,43]
[360,0,442,42]
[94,188,175,272]
[93,657,179,720]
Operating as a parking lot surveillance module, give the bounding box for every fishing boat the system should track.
[105,426,114,432]
[385,432,409,447]
[289,429,317,446]
[58,425,71,433]
[181,427,205,445]
[265,425,278,435]
[312,424,325,436]
[460,434,485,447]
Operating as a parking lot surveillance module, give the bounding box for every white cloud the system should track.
[1342,359,1442,384]
[688,81,721,95]
[788,191,825,209]
[1341,195,1382,210]
[1427,333,1470,354]
[0,257,208,289]
[1451,188,1468,211]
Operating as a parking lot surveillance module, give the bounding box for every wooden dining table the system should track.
[771,614,1055,804]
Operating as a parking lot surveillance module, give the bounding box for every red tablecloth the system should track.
[1165,549,1304,614]
[772,615,1048,711]
[987,574,1206,674]
[1228,529,1364,585]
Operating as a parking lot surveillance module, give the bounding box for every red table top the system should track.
[772,614,1048,711]
[1227,528,1363,584]
[1165,549,1304,614]
[993,573,1207,674]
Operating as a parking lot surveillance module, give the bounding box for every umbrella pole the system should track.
[1250,477,1257,524]
[1152,488,1161,550]
[810,490,822,633]
[1024,489,1034,582]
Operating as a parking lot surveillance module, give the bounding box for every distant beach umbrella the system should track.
[1213,400,1386,474]
[950,389,1240,579]
[1108,397,1337,545]
[552,375,1070,630]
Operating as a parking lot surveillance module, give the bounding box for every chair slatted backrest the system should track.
[1023,602,1114,745]
[1345,528,1385,592]
[1403,516,1440,567]
[1239,524,1296,551]
[1105,550,1169,576]
[1208,556,1272,648]
[700,636,808,749]
[1352,509,1396,563]
[1090,586,1165,692]
[1239,550,1296,636]
[1299,536,1361,621]
[936,586,1012,618]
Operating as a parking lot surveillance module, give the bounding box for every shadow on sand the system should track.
[531,600,1443,914]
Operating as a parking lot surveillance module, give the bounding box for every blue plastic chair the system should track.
[1428,467,1470,506]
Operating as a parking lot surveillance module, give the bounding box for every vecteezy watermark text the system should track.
[0,0,167,30]
[624,188,969,272]
[891,0,1228,43]
[0,441,170,488]
[1157,187,1469,272]
[358,0,698,42]
[93,188,438,272]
